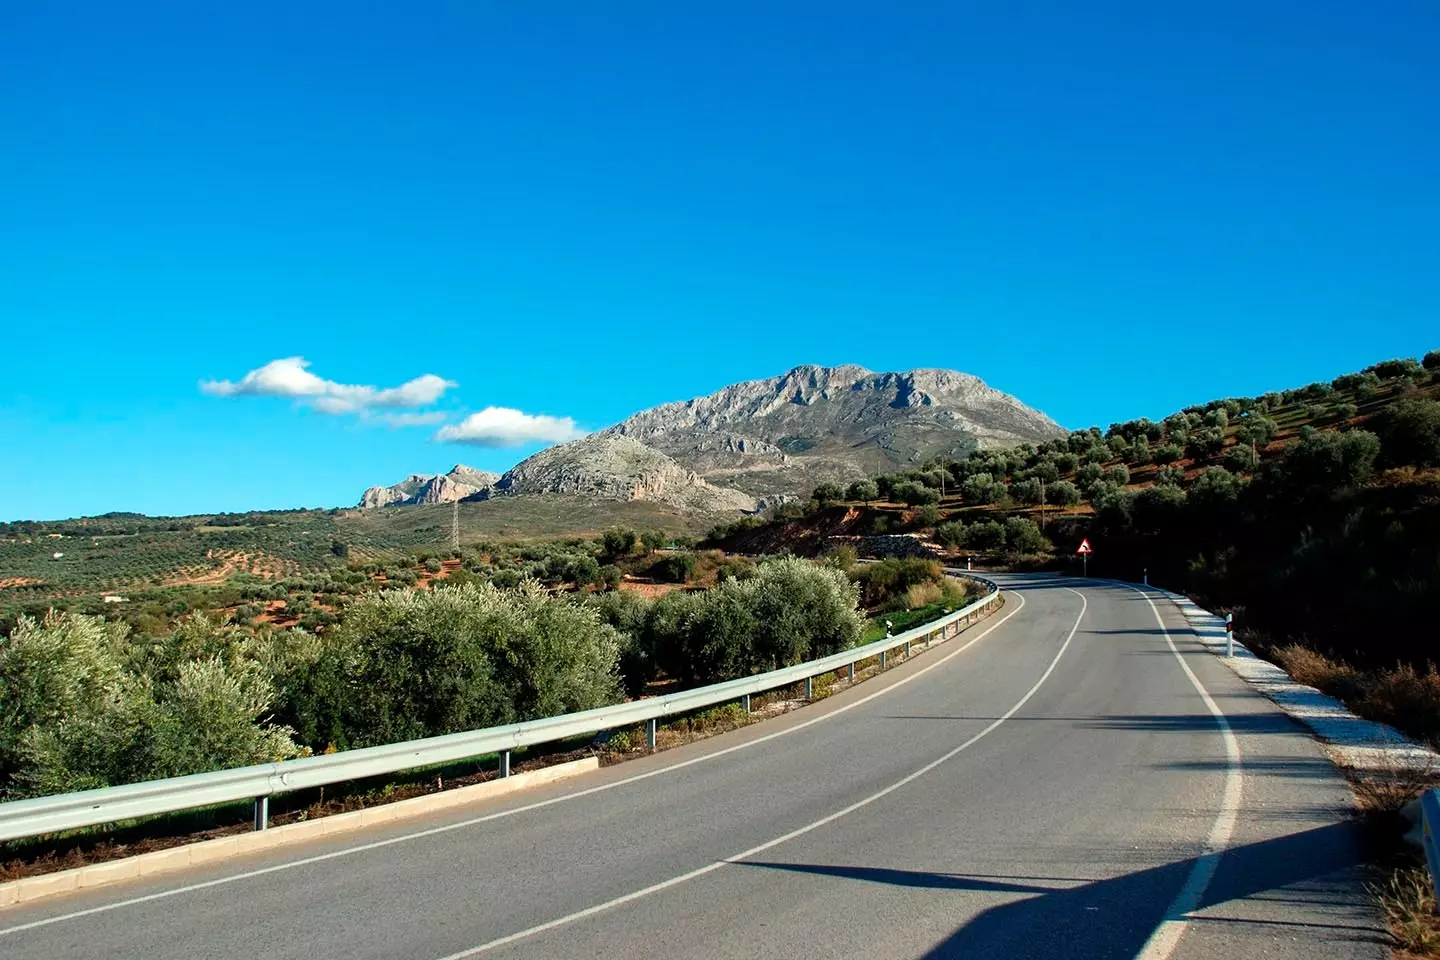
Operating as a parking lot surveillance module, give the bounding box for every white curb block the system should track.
[1157,589,1438,773]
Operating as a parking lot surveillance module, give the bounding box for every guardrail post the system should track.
[499,750,511,778]
[253,796,269,832]
[742,693,751,714]
[647,718,658,751]
[804,677,813,700]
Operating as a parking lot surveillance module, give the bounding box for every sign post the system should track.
[1076,538,1092,578]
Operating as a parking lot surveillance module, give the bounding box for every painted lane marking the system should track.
[1133,588,1243,960]
[434,588,1087,959]
[0,592,1032,939]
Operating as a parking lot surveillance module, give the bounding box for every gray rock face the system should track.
[358,465,499,508]
[361,364,1063,512]
[492,435,757,513]
[598,364,1064,498]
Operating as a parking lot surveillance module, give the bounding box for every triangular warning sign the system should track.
[1076,538,1092,555]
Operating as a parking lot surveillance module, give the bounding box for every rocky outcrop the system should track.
[493,435,757,513]
[598,364,1064,498]
[358,465,499,508]
[362,364,1063,511]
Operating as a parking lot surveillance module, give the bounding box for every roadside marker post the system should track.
[1076,538,1092,578]
[1225,612,1234,658]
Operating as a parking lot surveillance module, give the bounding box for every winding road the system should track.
[0,574,1387,959]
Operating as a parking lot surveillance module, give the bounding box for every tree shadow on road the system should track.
[739,822,1387,959]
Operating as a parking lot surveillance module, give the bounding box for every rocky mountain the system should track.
[359,465,500,509]
[483,435,757,512]
[358,364,1063,512]
[598,364,1064,499]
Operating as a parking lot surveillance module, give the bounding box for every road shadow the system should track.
[739,822,1385,959]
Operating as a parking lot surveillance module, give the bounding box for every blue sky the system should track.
[2,2,1436,520]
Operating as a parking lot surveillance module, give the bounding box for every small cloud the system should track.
[435,407,586,447]
[202,358,457,417]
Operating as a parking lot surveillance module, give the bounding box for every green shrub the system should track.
[644,558,863,685]
[1371,398,1440,468]
[279,583,623,749]
[652,553,698,584]
[851,558,944,609]
[846,479,879,502]
[934,521,966,548]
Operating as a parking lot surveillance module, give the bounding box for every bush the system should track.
[846,479,879,502]
[1371,398,1440,468]
[598,564,623,590]
[934,521,966,548]
[1009,478,1042,505]
[893,481,941,506]
[645,558,863,685]
[1271,429,1381,493]
[279,583,623,749]
[1003,517,1046,555]
[652,553,698,584]
[1105,464,1130,487]
[601,527,639,558]
[962,519,1006,552]
[1153,465,1185,486]
[1423,350,1440,373]
[904,582,944,610]
[0,612,303,798]
[852,558,944,609]
[1367,358,1424,381]
[1153,443,1182,465]
[1048,480,1081,508]
[912,504,941,529]
[1223,444,1259,473]
[812,482,845,504]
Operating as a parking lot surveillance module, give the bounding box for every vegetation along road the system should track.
[0,574,1384,960]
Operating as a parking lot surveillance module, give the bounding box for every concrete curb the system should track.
[0,756,598,910]
[1155,589,1439,773]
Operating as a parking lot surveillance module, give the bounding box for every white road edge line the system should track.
[1,590,1030,939]
[1132,587,1243,960]
[435,587,1088,959]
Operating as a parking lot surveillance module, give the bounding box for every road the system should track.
[0,574,1388,959]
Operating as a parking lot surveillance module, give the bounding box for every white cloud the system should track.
[434,407,586,448]
[201,358,457,419]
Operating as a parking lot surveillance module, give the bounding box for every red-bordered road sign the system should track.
[1076,538,1093,555]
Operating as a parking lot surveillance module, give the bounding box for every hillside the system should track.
[707,352,1440,676]
[485,435,758,512]
[360,465,500,508]
[357,364,1065,512]
[599,364,1065,498]
[0,496,717,631]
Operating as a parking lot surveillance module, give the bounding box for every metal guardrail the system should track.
[1422,789,1440,906]
[0,575,999,844]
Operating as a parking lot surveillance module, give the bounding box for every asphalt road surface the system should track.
[0,574,1388,959]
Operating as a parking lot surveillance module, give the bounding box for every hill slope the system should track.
[598,364,1064,498]
[360,364,1064,510]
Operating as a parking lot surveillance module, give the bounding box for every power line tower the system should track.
[451,500,460,551]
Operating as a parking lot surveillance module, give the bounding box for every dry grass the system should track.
[1271,644,1440,747]
[904,581,945,610]
[1375,867,1440,957]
